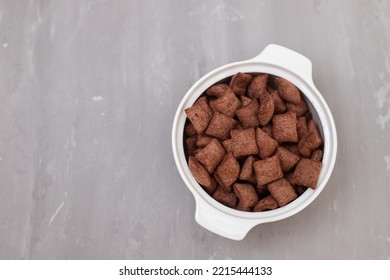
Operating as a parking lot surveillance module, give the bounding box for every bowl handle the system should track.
[252,44,314,85]
[194,197,259,241]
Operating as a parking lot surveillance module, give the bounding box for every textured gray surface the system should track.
[0,0,389,259]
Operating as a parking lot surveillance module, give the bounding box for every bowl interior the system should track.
[173,60,336,221]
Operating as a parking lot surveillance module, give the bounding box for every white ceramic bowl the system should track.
[172,44,337,240]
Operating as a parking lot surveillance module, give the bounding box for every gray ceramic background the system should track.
[0,0,389,259]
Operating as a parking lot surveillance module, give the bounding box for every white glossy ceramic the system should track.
[172,44,337,240]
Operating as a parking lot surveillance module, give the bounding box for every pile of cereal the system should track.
[184,73,323,212]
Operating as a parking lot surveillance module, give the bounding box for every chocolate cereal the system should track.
[184,72,324,212]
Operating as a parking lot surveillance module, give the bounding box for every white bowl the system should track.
[172,44,337,240]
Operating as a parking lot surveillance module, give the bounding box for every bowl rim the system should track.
[172,58,337,222]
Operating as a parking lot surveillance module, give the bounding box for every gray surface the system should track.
[0,0,389,260]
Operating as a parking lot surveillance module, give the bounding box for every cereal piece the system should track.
[213,88,241,117]
[239,155,256,183]
[195,134,214,148]
[297,117,308,139]
[184,123,197,137]
[268,178,297,207]
[240,95,253,106]
[275,77,302,105]
[293,158,322,189]
[185,136,197,157]
[205,112,236,140]
[231,128,259,157]
[185,98,213,134]
[207,177,218,194]
[212,186,238,208]
[253,155,284,185]
[253,196,278,212]
[272,111,298,143]
[229,72,253,96]
[270,90,286,114]
[188,156,212,189]
[195,139,226,173]
[256,127,278,159]
[308,119,320,134]
[262,123,273,138]
[286,99,308,117]
[222,139,234,153]
[258,92,275,126]
[274,145,300,172]
[310,149,323,161]
[308,120,320,133]
[194,96,213,117]
[233,183,259,211]
[236,99,260,128]
[282,143,300,156]
[248,73,269,98]
[206,83,230,98]
[297,120,322,157]
[208,99,219,113]
[215,152,240,190]
[235,204,250,211]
